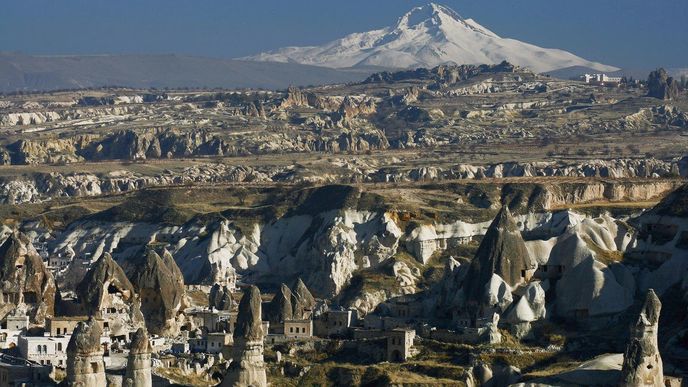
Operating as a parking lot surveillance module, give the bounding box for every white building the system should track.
[0,314,29,349]
[17,335,71,368]
[582,73,622,85]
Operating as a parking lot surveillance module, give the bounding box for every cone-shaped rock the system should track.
[124,248,184,336]
[234,285,264,342]
[76,252,136,317]
[124,328,153,387]
[266,283,293,324]
[222,285,266,387]
[463,207,536,306]
[619,289,663,387]
[210,283,234,311]
[291,278,316,319]
[0,232,55,324]
[65,317,106,386]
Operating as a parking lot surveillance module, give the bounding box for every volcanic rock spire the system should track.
[221,285,267,387]
[124,328,153,387]
[65,317,106,386]
[619,289,664,387]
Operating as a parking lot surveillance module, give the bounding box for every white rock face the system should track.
[504,281,546,324]
[245,3,617,73]
[51,209,401,298]
[555,257,635,318]
[483,274,513,312]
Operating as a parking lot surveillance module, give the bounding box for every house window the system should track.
[57,343,62,351]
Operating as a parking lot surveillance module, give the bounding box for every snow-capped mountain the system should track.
[244,3,618,73]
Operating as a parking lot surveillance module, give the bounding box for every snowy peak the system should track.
[396,3,463,29]
[243,3,618,73]
[395,3,495,38]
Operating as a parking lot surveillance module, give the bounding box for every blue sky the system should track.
[1,0,686,68]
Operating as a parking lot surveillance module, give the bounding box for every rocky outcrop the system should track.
[619,289,663,386]
[555,257,635,320]
[124,328,153,387]
[364,62,517,87]
[291,278,316,319]
[122,249,185,336]
[209,283,235,311]
[77,253,136,315]
[0,232,56,324]
[265,284,293,324]
[65,317,106,387]
[76,253,143,335]
[222,285,267,387]
[647,68,680,100]
[463,207,536,308]
[0,158,684,205]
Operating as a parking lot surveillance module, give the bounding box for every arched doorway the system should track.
[391,349,403,362]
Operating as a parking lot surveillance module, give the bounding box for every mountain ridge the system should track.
[245,3,619,73]
[0,51,380,93]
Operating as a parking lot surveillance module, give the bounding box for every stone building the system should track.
[190,308,234,334]
[0,354,51,386]
[314,309,353,337]
[387,329,416,362]
[0,309,29,349]
[352,328,418,362]
[283,319,313,338]
[17,335,70,367]
[45,316,88,337]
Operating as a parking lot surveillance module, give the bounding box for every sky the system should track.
[0,0,686,69]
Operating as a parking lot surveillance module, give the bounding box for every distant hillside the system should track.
[0,52,380,92]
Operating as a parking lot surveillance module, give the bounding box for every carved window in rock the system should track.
[107,284,121,295]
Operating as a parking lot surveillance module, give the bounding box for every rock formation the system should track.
[266,283,293,324]
[65,317,106,386]
[462,207,536,312]
[76,253,143,336]
[123,248,185,336]
[0,158,684,205]
[619,289,663,387]
[209,283,235,311]
[221,285,267,387]
[555,258,635,319]
[0,232,56,324]
[124,328,153,387]
[291,278,316,319]
[647,68,679,100]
